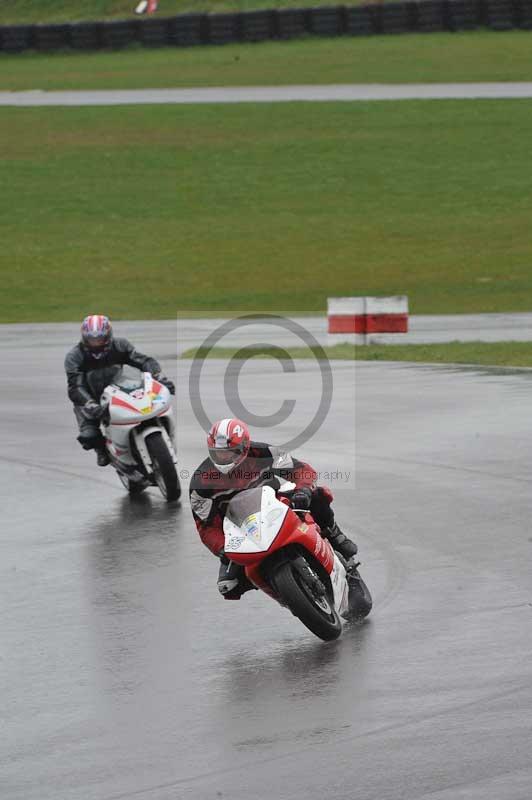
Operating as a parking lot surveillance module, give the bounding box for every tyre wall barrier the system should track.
[1,0,531,53]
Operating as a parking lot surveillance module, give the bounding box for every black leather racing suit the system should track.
[65,337,161,451]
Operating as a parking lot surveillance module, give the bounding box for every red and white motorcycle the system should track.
[223,483,372,640]
[90,366,181,502]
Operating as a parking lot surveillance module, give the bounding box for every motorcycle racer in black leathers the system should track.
[65,314,175,466]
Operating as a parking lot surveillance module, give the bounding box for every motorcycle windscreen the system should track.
[87,365,145,400]
[86,365,123,399]
[223,486,288,554]
[113,365,144,393]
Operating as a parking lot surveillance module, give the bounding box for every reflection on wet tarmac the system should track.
[84,496,184,699]
[220,623,372,704]
[4,344,532,800]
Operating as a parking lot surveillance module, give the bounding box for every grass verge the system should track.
[0,0,377,23]
[181,342,532,367]
[2,32,532,91]
[2,100,532,322]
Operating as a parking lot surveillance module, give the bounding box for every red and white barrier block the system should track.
[328,296,409,344]
[135,0,158,14]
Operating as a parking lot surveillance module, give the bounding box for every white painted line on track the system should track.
[2,82,532,106]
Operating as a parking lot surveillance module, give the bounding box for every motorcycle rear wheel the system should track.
[145,431,181,502]
[117,472,148,496]
[346,571,372,620]
[274,561,342,641]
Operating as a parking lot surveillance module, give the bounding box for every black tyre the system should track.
[274,561,342,641]
[346,571,372,620]
[145,432,181,502]
[117,472,148,496]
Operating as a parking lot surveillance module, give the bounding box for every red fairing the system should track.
[231,507,335,576]
[244,524,336,596]
[278,511,335,574]
[246,563,277,598]
[195,513,225,556]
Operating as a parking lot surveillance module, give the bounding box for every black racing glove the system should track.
[155,374,175,395]
[262,475,281,492]
[83,399,103,420]
[291,486,313,510]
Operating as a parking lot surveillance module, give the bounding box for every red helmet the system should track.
[81,314,113,360]
[207,418,250,474]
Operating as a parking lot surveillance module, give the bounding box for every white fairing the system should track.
[223,486,289,554]
[99,369,176,477]
[330,555,349,618]
[103,372,171,427]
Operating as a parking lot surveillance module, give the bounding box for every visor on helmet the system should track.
[208,443,249,474]
[208,445,244,468]
[86,336,110,352]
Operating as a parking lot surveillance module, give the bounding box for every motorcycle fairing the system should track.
[223,486,289,555]
[101,371,175,473]
[223,486,336,576]
[329,554,349,617]
[103,374,170,426]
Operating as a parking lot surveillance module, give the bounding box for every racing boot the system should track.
[346,560,372,619]
[217,556,255,600]
[322,521,358,561]
[95,446,110,467]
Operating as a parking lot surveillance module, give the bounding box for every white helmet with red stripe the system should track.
[81,314,113,360]
[207,418,250,474]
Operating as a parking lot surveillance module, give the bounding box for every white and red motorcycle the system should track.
[223,482,372,641]
[89,366,180,502]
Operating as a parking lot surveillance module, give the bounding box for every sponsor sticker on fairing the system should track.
[227,535,245,550]
[241,513,263,545]
[243,514,259,537]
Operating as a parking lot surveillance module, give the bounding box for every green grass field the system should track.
[181,342,532,367]
[2,99,532,322]
[2,32,532,91]
[0,0,379,23]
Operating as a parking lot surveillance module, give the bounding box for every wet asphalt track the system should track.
[2,323,532,800]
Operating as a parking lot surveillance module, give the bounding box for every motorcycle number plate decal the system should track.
[132,390,144,399]
[228,535,245,550]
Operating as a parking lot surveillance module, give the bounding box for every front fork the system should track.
[132,423,177,474]
[255,550,332,605]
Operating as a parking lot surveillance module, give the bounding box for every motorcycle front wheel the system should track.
[145,431,181,502]
[274,561,342,641]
